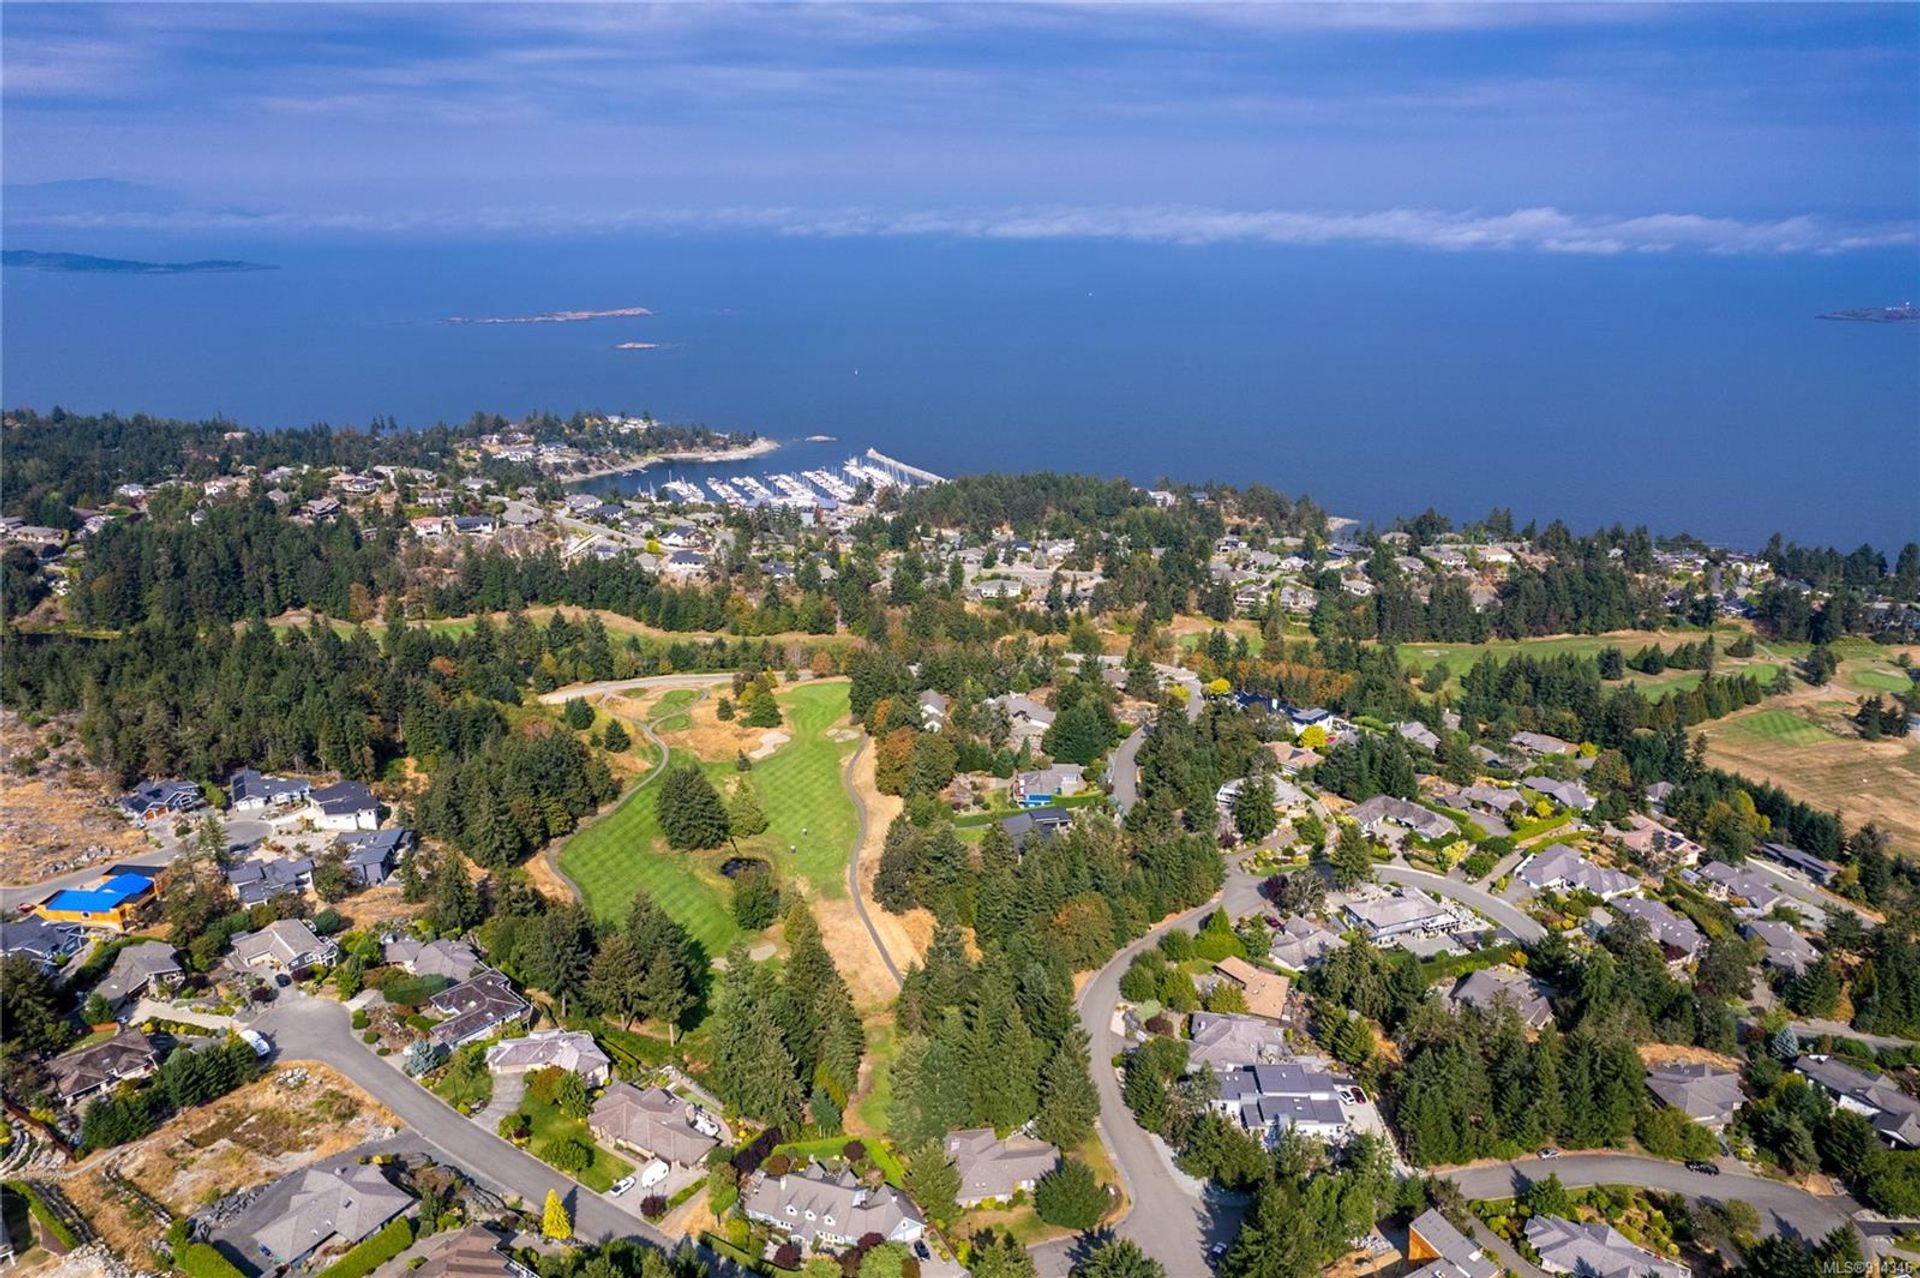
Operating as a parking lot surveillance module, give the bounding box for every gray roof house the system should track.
[428,970,532,1047]
[1525,1215,1688,1278]
[227,769,311,811]
[1186,1012,1291,1070]
[117,779,204,824]
[917,690,950,730]
[247,1164,415,1268]
[1213,1060,1350,1144]
[1613,898,1705,963]
[944,1129,1059,1207]
[743,1163,926,1249]
[93,941,183,1008]
[231,919,338,972]
[1795,1055,1920,1147]
[1524,777,1595,813]
[1516,844,1638,900]
[1396,721,1442,752]
[1406,1208,1500,1278]
[1645,1062,1744,1131]
[227,855,315,907]
[1691,860,1785,913]
[0,916,85,968]
[309,781,379,831]
[485,1030,612,1086]
[48,1029,160,1106]
[1346,795,1457,843]
[1447,966,1554,1030]
[1743,919,1820,975]
[384,936,484,981]
[336,828,412,886]
[589,1083,726,1166]
[1266,916,1343,971]
[1509,732,1576,757]
[1342,888,1454,942]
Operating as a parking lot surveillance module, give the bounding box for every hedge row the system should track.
[3,1181,80,1250]
[313,1216,414,1278]
[177,1242,249,1278]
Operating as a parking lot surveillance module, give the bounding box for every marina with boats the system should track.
[624,448,943,511]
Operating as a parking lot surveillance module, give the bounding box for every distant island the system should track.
[804,434,837,442]
[613,341,660,351]
[1819,302,1919,324]
[2,249,275,274]
[445,306,653,325]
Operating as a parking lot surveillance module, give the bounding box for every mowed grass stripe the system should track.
[1721,708,1832,748]
[558,772,742,955]
[748,681,860,897]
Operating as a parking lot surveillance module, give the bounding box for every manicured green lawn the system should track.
[1848,665,1917,694]
[653,713,693,732]
[1719,708,1833,748]
[557,681,860,954]
[523,1093,633,1193]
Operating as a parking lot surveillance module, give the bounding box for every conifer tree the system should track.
[658,764,730,850]
[1035,1025,1100,1149]
[542,1190,571,1240]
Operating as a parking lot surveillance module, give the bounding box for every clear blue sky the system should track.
[4,2,1916,254]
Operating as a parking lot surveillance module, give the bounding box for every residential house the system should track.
[1215,776,1308,818]
[1013,765,1084,808]
[1396,721,1441,752]
[1795,1055,1920,1147]
[1645,1062,1744,1131]
[247,1164,415,1269]
[1342,888,1454,942]
[1211,957,1292,1021]
[1346,795,1457,843]
[1266,916,1343,971]
[1515,844,1638,900]
[1524,777,1595,813]
[1405,1208,1500,1278]
[410,515,451,538]
[1691,861,1786,914]
[227,769,312,812]
[997,809,1072,852]
[1509,732,1576,757]
[1743,919,1820,976]
[383,936,484,982]
[944,1129,1060,1207]
[227,855,315,907]
[0,916,85,968]
[1526,1217,1687,1278]
[36,873,157,932]
[589,1083,726,1166]
[410,1227,537,1278]
[744,1163,926,1250]
[428,970,532,1047]
[988,694,1054,747]
[308,781,379,832]
[117,779,203,825]
[1213,1060,1351,1144]
[1186,1012,1291,1070]
[93,941,183,1009]
[1614,898,1705,963]
[1267,742,1322,773]
[917,690,950,731]
[485,1030,612,1086]
[1446,966,1554,1030]
[231,919,338,973]
[336,828,411,886]
[48,1029,161,1107]
[1608,814,1701,871]
[1759,842,1841,888]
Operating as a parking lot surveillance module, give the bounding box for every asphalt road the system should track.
[255,994,672,1249]
[1446,1153,1861,1243]
[1376,863,1548,943]
[1033,888,1251,1277]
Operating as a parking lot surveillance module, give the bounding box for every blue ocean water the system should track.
[3,234,1914,548]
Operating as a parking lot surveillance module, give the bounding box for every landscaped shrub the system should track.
[351,1009,370,1030]
[540,1137,593,1175]
[498,1112,531,1142]
[640,1195,668,1220]
[314,1216,414,1278]
[841,1140,867,1163]
[772,1241,801,1269]
[764,1153,793,1177]
[178,1243,250,1278]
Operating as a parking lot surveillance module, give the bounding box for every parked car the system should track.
[913,1242,931,1262]
[608,1176,636,1198]
[238,1029,272,1058]
[1538,1148,1561,1159]
[1686,1161,1721,1176]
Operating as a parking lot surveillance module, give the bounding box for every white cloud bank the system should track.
[10,201,1914,255]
